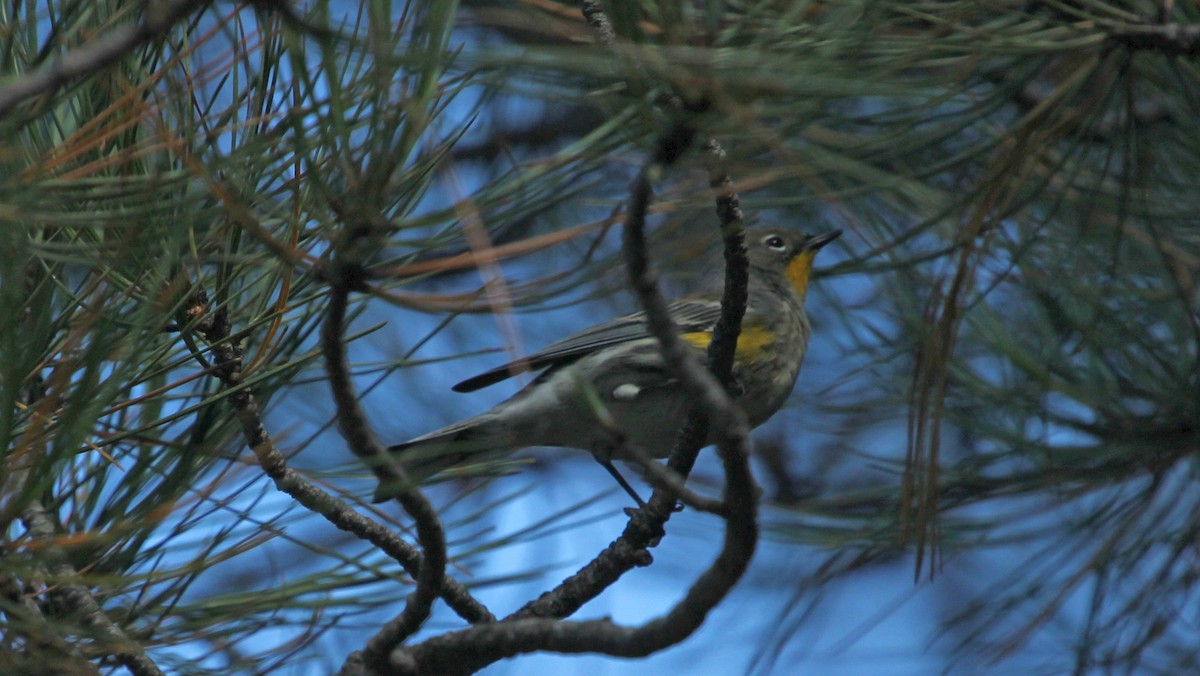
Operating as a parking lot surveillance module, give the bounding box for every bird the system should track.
[375,227,841,504]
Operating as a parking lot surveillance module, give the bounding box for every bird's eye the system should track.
[763,235,787,251]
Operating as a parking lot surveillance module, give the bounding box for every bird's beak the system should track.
[806,230,842,251]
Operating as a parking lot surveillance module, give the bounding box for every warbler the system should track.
[376,227,840,503]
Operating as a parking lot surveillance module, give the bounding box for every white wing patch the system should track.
[611,383,641,400]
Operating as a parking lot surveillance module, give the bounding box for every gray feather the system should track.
[451,299,721,392]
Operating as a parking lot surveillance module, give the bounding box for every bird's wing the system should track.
[451,298,722,392]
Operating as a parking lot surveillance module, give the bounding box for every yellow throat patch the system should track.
[786,251,816,300]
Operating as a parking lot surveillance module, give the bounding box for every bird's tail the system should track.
[371,417,515,502]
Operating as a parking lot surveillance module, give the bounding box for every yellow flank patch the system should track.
[786,251,816,300]
[682,324,775,361]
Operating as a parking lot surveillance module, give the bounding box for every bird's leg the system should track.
[595,455,648,510]
[595,451,688,515]
[577,388,679,513]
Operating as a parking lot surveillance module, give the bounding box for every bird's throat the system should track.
[786,252,816,301]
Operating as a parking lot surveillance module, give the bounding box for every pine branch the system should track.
[0,0,209,116]
[184,294,491,629]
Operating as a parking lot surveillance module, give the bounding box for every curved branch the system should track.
[378,2,760,670]
[320,265,449,669]
[386,115,759,675]
[190,301,492,626]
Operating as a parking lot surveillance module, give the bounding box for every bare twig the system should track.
[0,566,98,673]
[579,0,681,110]
[20,502,163,676]
[580,0,618,48]
[0,0,208,116]
[186,303,492,627]
[1110,22,1200,56]
[700,138,749,392]
[320,266,450,669]
[7,340,160,674]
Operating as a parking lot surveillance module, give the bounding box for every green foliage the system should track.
[1,0,1198,673]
